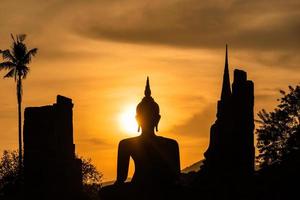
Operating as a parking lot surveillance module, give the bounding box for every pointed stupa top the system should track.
[220,44,231,100]
[145,76,151,97]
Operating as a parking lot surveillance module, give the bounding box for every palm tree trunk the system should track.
[17,75,22,174]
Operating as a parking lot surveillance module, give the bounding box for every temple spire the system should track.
[221,44,231,100]
[145,76,151,97]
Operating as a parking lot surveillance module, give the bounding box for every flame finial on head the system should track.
[144,76,151,97]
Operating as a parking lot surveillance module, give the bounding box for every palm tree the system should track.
[0,34,37,173]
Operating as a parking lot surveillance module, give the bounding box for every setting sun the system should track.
[119,105,139,135]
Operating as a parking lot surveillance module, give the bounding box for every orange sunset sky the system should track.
[0,0,299,181]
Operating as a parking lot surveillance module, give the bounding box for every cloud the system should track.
[78,137,114,151]
[83,137,109,147]
[73,0,300,50]
[236,51,300,70]
[169,103,216,138]
[1,0,299,67]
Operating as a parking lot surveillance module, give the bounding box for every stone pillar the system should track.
[23,95,82,200]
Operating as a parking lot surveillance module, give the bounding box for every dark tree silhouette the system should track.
[81,157,103,185]
[78,156,103,200]
[256,85,300,168]
[0,34,38,173]
[0,150,22,199]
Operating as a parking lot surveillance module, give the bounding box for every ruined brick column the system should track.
[24,95,82,200]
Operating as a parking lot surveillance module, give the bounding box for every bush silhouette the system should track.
[256,85,300,168]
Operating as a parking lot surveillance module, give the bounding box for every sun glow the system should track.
[119,105,139,135]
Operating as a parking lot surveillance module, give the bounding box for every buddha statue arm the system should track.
[115,140,130,184]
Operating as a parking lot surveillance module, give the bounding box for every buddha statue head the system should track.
[136,77,161,134]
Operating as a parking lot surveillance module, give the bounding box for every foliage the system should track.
[256,85,300,168]
[79,157,103,200]
[0,150,23,198]
[81,157,103,185]
[0,34,37,81]
[0,150,103,200]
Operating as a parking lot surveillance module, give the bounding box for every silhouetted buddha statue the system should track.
[100,77,181,200]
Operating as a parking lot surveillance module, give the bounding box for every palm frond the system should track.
[19,65,29,79]
[24,48,38,63]
[17,34,26,42]
[10,34,16,43]
[2,34,37,82]
[1,50,16,62]
[12,42,27,62]
[4,69,15,78]
[0,61,16,70]
[28,48,37,56]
